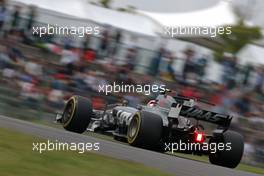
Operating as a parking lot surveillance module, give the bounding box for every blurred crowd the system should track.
[0,0,263,165]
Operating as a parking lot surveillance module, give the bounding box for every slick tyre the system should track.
[209,130,244,168]
[127,111,162,149]
[62,96,93,133]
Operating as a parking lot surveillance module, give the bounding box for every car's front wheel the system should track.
[127,111,163,149]
[62,96,93,133]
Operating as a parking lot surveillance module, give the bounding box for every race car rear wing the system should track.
[168,96,232,128]
[179,105,232,128]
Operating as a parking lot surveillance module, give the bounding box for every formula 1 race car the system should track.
[56,89,244,168]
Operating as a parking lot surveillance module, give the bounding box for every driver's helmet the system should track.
[156,95,176,108]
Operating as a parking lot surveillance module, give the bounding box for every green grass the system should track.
[0,127,171,176]
[236,164,264,175]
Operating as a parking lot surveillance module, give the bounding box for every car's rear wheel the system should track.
[127,111,163,149]
[62,96,93,133]
[209,130,244,168]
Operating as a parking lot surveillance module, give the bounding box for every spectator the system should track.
[115,29,122,44]
[242,64,254,86]
[254,67,264,94]
[234,92,252,116]
[60,47,79,75]
[180,85,201,99]
[0,0,7,31]
[182,48,195,81]
[83,49,96,62]
[24,59,43,77]
[18,77,42,110]
[221,54,238,89]
[125,47,137,71]
[0,45,13,69]
[84,71,98,91]
[98,28,110,58]
[11,5,21,30]
[2,66,16,79]
[110,29,122,56]
[196,55,208,81]
[26,5,37,31]
[6,42,23,64]
[159,50,176,81]
[150,47,165,76]
[82,34,91,50]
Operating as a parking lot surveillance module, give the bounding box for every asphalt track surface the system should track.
[0,115,261,176]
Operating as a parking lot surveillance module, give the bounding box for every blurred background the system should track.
[0,0,263,168]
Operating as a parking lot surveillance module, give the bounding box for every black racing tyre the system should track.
[62,96,93,133]
[127,111,163,149]
[209,130,244,168]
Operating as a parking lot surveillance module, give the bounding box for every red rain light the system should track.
[195,131,205,143]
